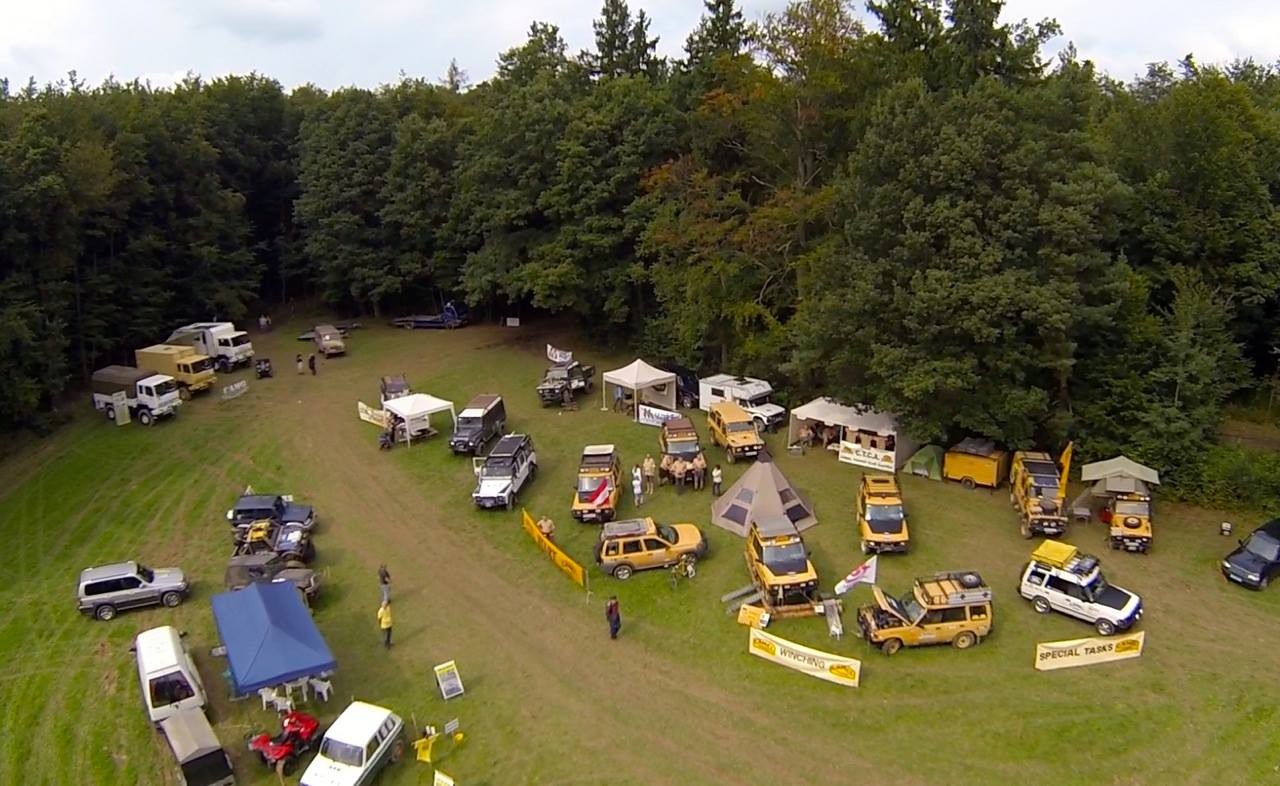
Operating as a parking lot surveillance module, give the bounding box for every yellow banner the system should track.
[521,510,587,589]
[748,628,860,687]
[357,401,389,428]
[1035,631,1145,671]
[736,604,770,629]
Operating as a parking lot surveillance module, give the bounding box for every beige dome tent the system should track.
[710,458,817,537]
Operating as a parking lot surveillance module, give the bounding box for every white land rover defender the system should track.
[1018,540,1143,636]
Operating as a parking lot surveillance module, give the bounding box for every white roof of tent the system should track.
[791,398,899,435]
[383,393,454,421]
[1080,456,1160,486]
[602,359,675,391]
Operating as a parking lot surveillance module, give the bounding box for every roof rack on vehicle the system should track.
[917,571,992,605]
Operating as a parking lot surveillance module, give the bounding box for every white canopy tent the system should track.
[382,393,455,446]
[787,397,919,471]
[601,359,676,419]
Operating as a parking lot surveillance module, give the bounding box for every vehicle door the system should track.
[710,412,723,444]
[642,537,672,569]
[116,574,148,609]
[600,539,621,567]
[620,538,645,569]
[1045,575,1086,619]
[915,610,943,644]
[935,606,969,643]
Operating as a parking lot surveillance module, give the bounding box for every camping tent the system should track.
[1080,455,1160,496]
[601,359,676,418]
[711,457,817,536]
[211,581,335,695]
[903,445,944,480]
[383,393,455,445]
[787,397,919,471]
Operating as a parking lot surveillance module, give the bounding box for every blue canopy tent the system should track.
[211,582,335,694]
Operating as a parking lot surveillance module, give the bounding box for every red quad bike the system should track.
[248,710,321,776]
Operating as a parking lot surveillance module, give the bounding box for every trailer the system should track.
[390,301,470,330]
[91,365,182,425]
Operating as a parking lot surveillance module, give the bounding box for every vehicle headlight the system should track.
[1246,572,1260,581]
[1222,561,1231,570]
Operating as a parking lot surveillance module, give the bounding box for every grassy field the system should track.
[1,318,1278,786]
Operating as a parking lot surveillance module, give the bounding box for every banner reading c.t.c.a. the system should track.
[1034,631,1145,671]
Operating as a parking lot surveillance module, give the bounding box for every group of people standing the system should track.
[631,452,723,506]
[295,353,317,375]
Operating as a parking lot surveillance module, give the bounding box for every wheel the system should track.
[1032,596,1051,614]
[161,591,182,608]
[1019,519,1031,539]
[1009,491,1017,506]
[613,564,634,580]
[304,540,317,562]
[958,573,982,589]
[882,638,903,656]
[390,737,406,763]
[952,631,977,650]
[1259,574,1269,589]
[137,409,154,426]
[1095,619,1117,636]
[217,358,230,373]
[104,405,115,421]
[529,462,537,479]
[285,559,307,569]
[1109,537,1119,550]
[961,477,975,490]
[95,604,117,621]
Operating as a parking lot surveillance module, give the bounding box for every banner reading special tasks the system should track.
[637,403,682,428]
[748,628,861,687]
[1034,631,1145,671]
[520,509,587,589]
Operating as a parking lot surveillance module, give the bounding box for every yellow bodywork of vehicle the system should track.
[1108,494,1153,553]
[856,474,909,553]
[857,573,993,653]
[745,522,819,612]
[709,402,764,462]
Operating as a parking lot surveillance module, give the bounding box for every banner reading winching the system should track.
[748,628,860,687]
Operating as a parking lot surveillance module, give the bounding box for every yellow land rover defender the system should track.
[1106,492,1152,553]
[709,401,764,463]
[857,571,992,655]
[856,474,909,554]
[746,518,820,612]
[1010,443,1072,539]
[571,444,622,523]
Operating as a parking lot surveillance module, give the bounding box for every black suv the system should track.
[225,493,316,531]
[660,362,701,409]
[1222,519,1280,589]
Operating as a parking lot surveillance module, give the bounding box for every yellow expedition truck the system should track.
[135,344,216,396]
[856,474,909,554]
[708,401,764,463]
[857,571,992,655]
[1010,443,1072,539]
[745,518,821,617]
[572,444,622,523]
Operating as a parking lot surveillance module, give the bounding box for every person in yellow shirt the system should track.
[377,600,393,649]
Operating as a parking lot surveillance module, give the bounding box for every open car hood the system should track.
[872,586,910,624]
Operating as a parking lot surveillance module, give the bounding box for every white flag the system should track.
[834,556,877,595]
[546,344,573,364]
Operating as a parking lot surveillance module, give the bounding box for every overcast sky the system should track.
[2,1,1277,92]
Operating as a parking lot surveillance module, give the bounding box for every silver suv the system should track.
[77,561,189,621]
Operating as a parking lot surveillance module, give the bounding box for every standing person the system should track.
[376,601,393,649]
[258,314,267,332]
[605,596,621,640]
[712,464,724,496]
[632,467,644,507]
[378,564,391,604]
[308,353,317,376]
[612,385,625,413]
[295,354,304,375]
[642,453,656,495]
[672,457,687,495]
[659,453,673,486]
[537,515,556,540]
[692,452,707,491]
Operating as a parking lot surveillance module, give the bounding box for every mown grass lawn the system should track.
[0,318,1278,785]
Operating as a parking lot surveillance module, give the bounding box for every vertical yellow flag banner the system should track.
[521,509,587,589]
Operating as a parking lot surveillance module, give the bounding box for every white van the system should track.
[133,626,207,725]
[698,374,787,432]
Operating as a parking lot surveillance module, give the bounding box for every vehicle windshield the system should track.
[659,525,678,543]
[457,417,481,429]
[137,565,155,583]
[1114,500,1149,517]
[742,393,772,408]
[665,438,700,457]
[727,421,757,434]
[577,476,607,498]
[149,670,194,707]
[319,738,364,767]
[1031,476,1060,498]
[865,504,905,533]
[229,334,251,347]
[1245,531,1280,561]
[545,368,567,381]
[762,541,808,574]
[153,379,178,396]
[191,357,214,373]
[482,458,513,478]
[895,595,925,624]
[1084,573,1111,601]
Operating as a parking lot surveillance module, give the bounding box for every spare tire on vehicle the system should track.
[959,572,982,589]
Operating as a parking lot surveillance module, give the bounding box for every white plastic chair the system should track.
[308,678,333,702]
[282,677,309,703]
[272,695,295,714]
[258,687,279,711]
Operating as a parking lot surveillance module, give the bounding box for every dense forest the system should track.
[3,0,1279,504]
